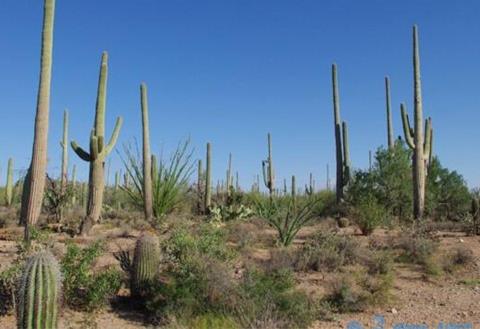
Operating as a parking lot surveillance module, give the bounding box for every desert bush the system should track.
[442,247,475,273]
[349,195,387,235]
[363,250,394,276]
[0,262,21,315]
[61,241,122,311]
[295,231,359,272]
[395,231,441,275]
[121,139,194,221]
[43,174,73,223]
[262,196,321,246]
[426,157,471,221]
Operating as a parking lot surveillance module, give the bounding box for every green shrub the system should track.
[0,263,21,315]
[442,247,475,273]
[363,250,394,275]
[61,241,122,311]
[295,231,359,272]
[349,195,386,235]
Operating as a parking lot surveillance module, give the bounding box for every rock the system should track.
[391,308,398,314]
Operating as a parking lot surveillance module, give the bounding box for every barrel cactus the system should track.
[131,233,160,297]
[17,251,61,329]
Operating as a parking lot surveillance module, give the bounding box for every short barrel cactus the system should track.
[131,232,160,297]
[17,251,61,329]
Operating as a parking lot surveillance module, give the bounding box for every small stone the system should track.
[390,308,398,314]
[459,238,465,243]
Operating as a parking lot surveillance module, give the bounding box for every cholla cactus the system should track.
[17,251,61,329]
[131,232,160,297]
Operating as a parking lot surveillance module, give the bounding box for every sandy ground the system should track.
[0,223,479,329]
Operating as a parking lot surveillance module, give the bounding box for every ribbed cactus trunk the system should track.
[226,153,232,196]
[262,133,274,198]
[385,77,394,150]
[140,83,153,221]
[17,251,61,329]
[400,25,433,221]
[331,64,351,203]
[20,0,56,244]
[71,52,123,236]
[197,159,203,213]
[6,158,14,207]
[131,233,160,297]
[204,143,212,213]
[71,165,77,205]
[60,109,69,191]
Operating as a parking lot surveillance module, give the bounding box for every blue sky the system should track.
[1,0,480,189]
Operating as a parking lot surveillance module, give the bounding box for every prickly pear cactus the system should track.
[17,251,61,329]
[131,232,160,297]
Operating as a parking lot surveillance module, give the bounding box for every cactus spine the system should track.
[17,251,61,329]
[385,77,394,149]
[400,25,433,221]
[332,64,350,203]
[71,52,123,235]
[20,0,56,244]
[204,143,212,213]
[6,158,14,207]
[140,83,154,221]
[262,133,275,198]
[131,233,160,297]
[60,109,69,191]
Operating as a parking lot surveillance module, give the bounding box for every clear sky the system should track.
[1,0,480,190]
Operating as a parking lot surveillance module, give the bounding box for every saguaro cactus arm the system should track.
[71,141,91,162]
[400,103,415,149]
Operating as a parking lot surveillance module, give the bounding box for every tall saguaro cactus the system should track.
[71,164,77,205]
[140,83,153,221]
[226,153,232,196]
[17,251,61,329]
[262,133,275,198]
[400,25,433,221]
[204,143,212,213]
[385,77,394,149]
[60,109,69,191]
[71,52,123,235]
[331,64,351,203]
[20,0,56,243]
[5,158,14,207]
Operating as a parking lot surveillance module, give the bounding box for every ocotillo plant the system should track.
[131,232,160,297]
[71,52,123,235]
[141,83,153,221]
[262,133,275,198]
[400,25,433,221]
[17,251,61,329]
[385,76,394,149]
[331,64,351,203]
[60,109,69,191]
[204,143,212,213]
[20,0,56,244]
[5,158,13,207]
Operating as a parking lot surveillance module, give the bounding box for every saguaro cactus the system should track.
[226,153,232,196]
[20,0,56,243]
[5,158,14,207]
[71,52,123,235]
[385,77,394,149]
[197,159,203,213]
[400,25,433,221]
[204,143,212,213]
[71,164,77,205]
[140,83,153,221]
[17,251,61,329]
[60,109,69,191]
[131,233,160,297]
[262,133,275,198]
[331,64,351,203]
